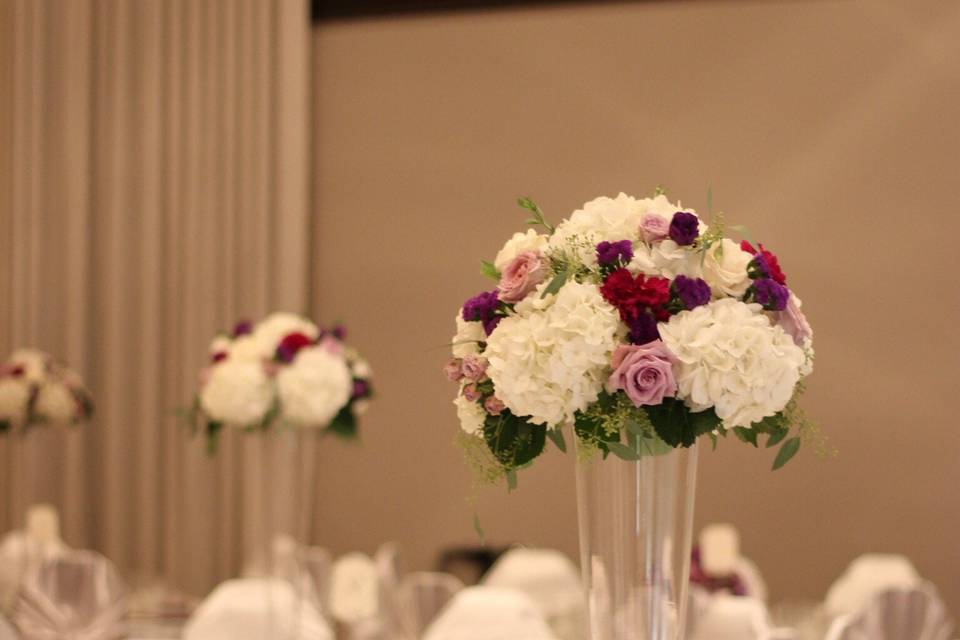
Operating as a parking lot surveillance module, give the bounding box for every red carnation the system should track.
[600,268,671,322]
[276,332,315,363]
[740,241,786,285]
[599,268,637,312]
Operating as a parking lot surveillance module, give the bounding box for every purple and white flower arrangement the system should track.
[0,349,94,432]
[446,191,816,484]
[189,312,373,452]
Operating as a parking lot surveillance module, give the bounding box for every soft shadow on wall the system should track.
[310,0,960,614]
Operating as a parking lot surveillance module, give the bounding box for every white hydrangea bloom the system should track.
[452,312,485,358]
[229,334,270,362]
[454,395,486,436]
[485,281,620,427]
[253,312,320,353]
[34,382,77,423]
[493,229,549,271]
[549,193,646,267]
[659,299,805,428]
[0,378,30,424]
[276,345,352,427]
[702,238,752,298]
[200,360,275,426]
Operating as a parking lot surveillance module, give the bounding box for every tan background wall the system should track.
[311,0,960,613]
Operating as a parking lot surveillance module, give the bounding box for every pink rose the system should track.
[484,395,506,415]
[462,384,482,402]
[639,214,670,243]
[497,251,548,303]
[606,340,678,407]
[318,335,343,356]
[774,294,812,346]
[443,358,464,382]
[460,355,488,382]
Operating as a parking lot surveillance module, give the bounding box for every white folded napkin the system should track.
[824,554,920,618]
[423,586,559,640]
[482,548,584,640]
[182,578,332,640]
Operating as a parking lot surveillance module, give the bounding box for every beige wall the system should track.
[311,0,960,613]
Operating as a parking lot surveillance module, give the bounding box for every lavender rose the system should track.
[497,251,548,303]
[483,395,506,415]
[606,340,678,407]
[443,359,464,382]
[669,211,700,246]
[460,355,488,382]
[639,214,671,243]
[774,293,812,346]
[462,383,482,402]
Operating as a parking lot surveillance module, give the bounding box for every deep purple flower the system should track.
[672,275,711,310]
[752,279,789,311]
[748,253,770,280]
[627,313,660,346]
[352,379,370,399]
[668,211,700,246]
[462,290,501,336]
[596,240,634,267]
[331,324,347,340]
[232,320,253,337]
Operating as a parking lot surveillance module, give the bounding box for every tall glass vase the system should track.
[241,428,320,640]
[574,439,699,640]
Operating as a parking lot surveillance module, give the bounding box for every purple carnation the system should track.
[352,379,370,399]
[596,240,634,267]
[462,290,501,336]
[668,211,700,246]
[331,324,347,340]
[232,320,253,337]
[672,275,711,310]
[753,279,789,311]
[748,253,770,280]
[627,313,660,346]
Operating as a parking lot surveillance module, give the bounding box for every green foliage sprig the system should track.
[517,197,554,234]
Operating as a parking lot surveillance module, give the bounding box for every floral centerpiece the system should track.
[0,349,94,433]
[188,312,373,452]
[446,191,817,485]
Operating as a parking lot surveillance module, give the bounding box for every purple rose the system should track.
[443,358,464,382]
[774,294,812,346]
[752,278,789,311]
[627,313,661,346]
[483,395,506,416]
[596,240,634,267]
[606,340,678,407]
[672,275,711,310]
[462,290,501,336]
[497,251,548,303]
[460,355,488,382]
[669,211,700,246]
[639,214,671,243]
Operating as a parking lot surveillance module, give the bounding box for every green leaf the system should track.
[205,421,223,456]
[638,434,673,457]
[517,196,539,212]
[654,185,667,196]
[328,405,358,439]
[546,427,567,453]
[645,399,720,448]
[708,431,719,451]
[480,260,501,281]
[766,428,789,448]
[505,468,518,491]
[541,270,567,298]
[623,418,647,437]
[732,426,759,447]
[473,512,486,545]
[772,436,801,470]
[607,441,641,461]
[483,409,547,468]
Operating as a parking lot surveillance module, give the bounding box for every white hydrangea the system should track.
[452,312,485,358]
[0,378,30,424]
[659,299,805,428]
[702,238,752,298]
[485,281,621,427]
[549,193,646,267]
[276,345,352,427]
[34,383,77,423]
[229,334,270,362]
[200,360,275,426]
[253,312,320,353]
[454,395,486,436]
[493,229,549,271]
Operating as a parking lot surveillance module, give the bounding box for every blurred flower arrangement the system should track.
[0,349,94,432]
[446,190,819,486]
[186,312,373,452]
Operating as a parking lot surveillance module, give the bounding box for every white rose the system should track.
[702,238,752,298]
[34,383,77,423]
[454,395,486,436]
[0,378,30,424]
[485,281,620,427]
[352,399,370,417]
[253,312,320,353]
[626,242,657,276]
[650,239,703,279]
[8,349,49,384]
[659,299,805,428]
[350,357,372,379]
[276,346,352,427]
[200,360,275,426]
[493,229,549,271]
[452,312,485,358]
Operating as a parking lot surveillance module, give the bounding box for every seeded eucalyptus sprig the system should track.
[517,197,555,234]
